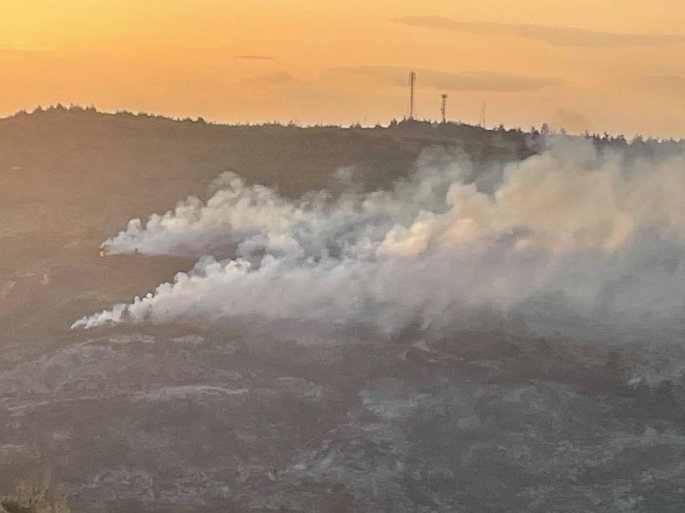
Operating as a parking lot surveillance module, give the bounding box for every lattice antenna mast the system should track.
[441,94,448,123]
[480,101,487,128]
[408,71,417,120]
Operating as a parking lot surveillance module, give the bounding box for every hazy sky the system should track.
[1,0,684,136]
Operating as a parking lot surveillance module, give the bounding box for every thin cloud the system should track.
[0,44,57,53]
[234,54,275,61]
[335,66,562,92]
[243,71,295,85]
[393,16,685,47]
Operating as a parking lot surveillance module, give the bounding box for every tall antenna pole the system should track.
[480,101,487,128]
[408,71,416,120]
[441,94,448,123]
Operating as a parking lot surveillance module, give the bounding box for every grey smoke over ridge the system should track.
[102,158,470,260]
[74,139,685,337]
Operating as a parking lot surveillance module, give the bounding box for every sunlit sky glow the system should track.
[1,0,684,136]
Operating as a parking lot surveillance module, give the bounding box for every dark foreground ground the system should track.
[1,108,685,512]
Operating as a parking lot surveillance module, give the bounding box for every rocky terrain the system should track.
[2,322,685,512]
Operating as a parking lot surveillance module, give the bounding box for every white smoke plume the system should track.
[74,138,685,339]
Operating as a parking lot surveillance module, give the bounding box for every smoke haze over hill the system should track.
[75,138,685,344]
[5,109,685,512]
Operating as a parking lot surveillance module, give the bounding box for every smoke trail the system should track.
[73,138,685,337]
[102,155,472,260]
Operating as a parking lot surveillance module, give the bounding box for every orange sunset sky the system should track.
[1,0,684,137]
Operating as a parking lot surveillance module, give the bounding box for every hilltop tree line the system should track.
[4,104,683,147]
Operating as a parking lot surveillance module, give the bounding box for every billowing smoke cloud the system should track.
[74,138,685,340]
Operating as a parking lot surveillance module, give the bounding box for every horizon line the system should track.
[1,103,682,142]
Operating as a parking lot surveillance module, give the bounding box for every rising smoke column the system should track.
[73,137,685,336]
